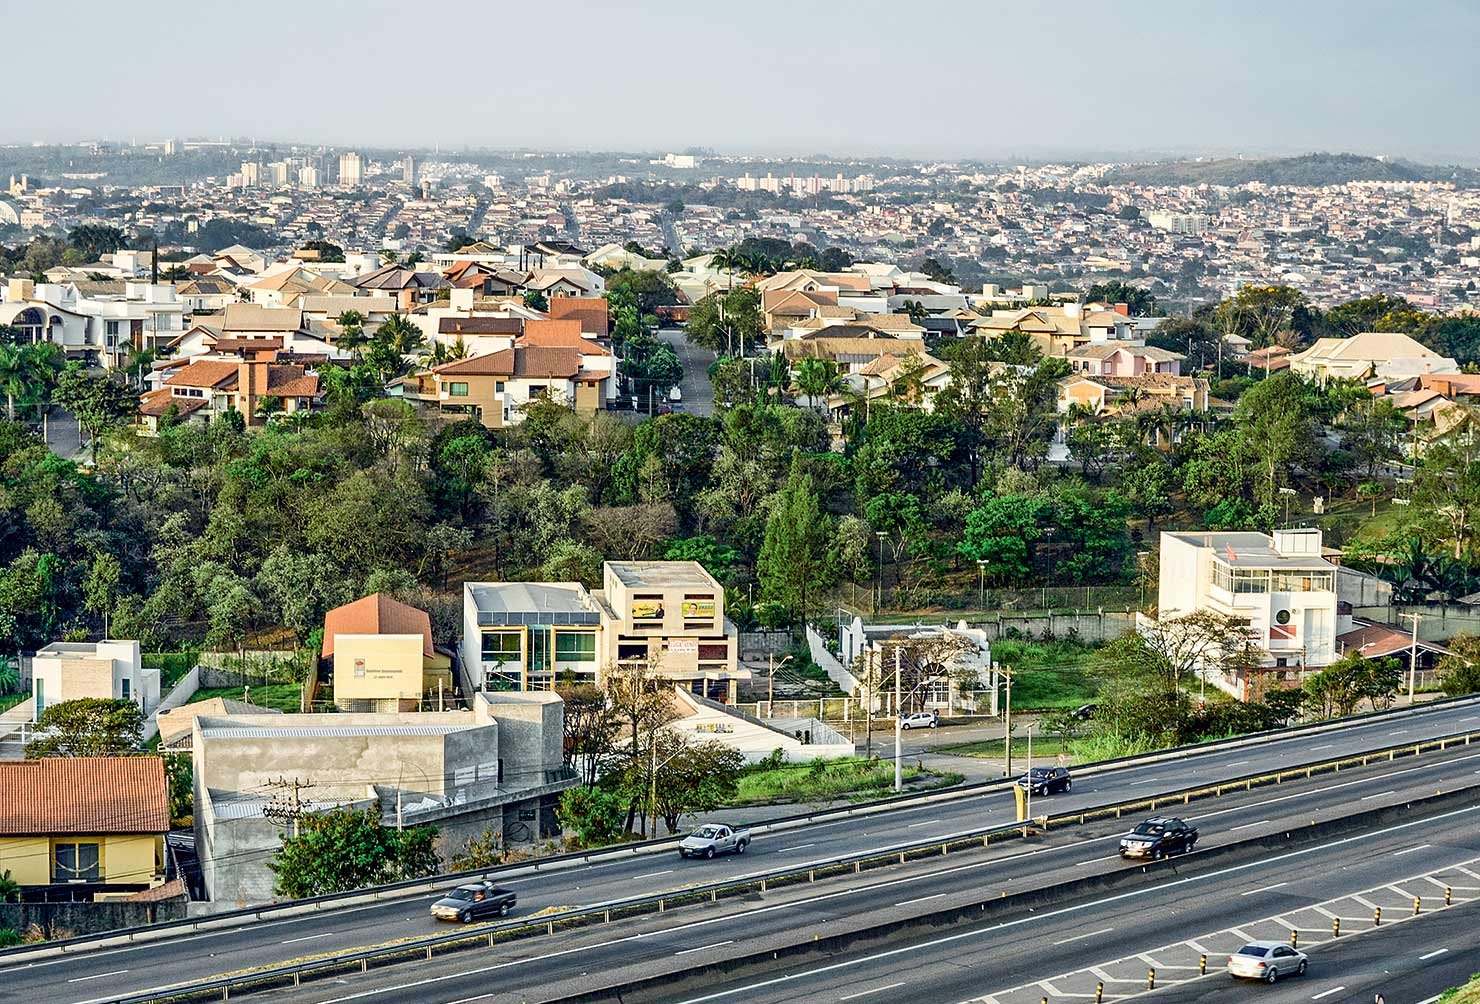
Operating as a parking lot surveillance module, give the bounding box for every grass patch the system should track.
[143,652,198,689]
[937,736,1075,759]
[0,692,28,713]
[1439,972,1480,1003]
[730,756,962,806]
[191,684,303,713]
[991,637,1100,710]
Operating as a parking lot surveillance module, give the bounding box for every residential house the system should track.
[1059,373,1210,416]
[345,263,450,310]
[31,640,158,718]
[0,757,168,900]
[971,303,1140,358]
[547,296,610,338]
[525,267,604,299]
[778,329,929,375]
[1150,529,1340,700]
[460,561,744,702]
[322,593,452,712]
[174,276,239,316]
[835,617,998,715]
[138,357,321,432]
[240,267,356,308]
[1065,343,1184,377]
[1290,332,1458,384]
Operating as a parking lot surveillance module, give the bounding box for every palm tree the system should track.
[376,314,426,358]
[901,299,928,325]
[0,344,24,421]
[418,336,470,370]
[125,346,156,391]
[794,357,843,412]
[709,247,744,293]
[336,310,368,360]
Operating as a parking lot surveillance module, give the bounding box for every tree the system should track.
[67,224,127,261]
[524,290,549,312]
[1303,652,1400,718]
[557,683,620,785]
[685,287,762,355]
[52,364,136,462]
[299,240,345,263]
[957,494,1046,585]
[647,730,744,834]
[1232,371,1323,507]
[918,257,957,285]
[82,551,121,637]
[757,454,833,624]
[1101,612,1256,699]
[1083,280,1158,316]
[25,698,144,757]
[335,310,368,360]
[269,808,439,898]
[793,357,842,410]
[557,785,625,846]
[1436,634,1480,698]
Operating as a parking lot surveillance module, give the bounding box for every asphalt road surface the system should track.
[22,700,1480,1004]
[657,326,715,416]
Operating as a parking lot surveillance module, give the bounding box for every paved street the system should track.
[657,326,716,416]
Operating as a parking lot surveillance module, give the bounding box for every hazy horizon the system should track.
[5,0,1477,164]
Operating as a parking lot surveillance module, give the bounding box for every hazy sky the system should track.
[6,0,1478,162]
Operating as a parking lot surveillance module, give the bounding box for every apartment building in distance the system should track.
[461,561,743,701]
[1152,528,1338,700]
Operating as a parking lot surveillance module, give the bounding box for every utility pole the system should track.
[1025,721,1034,824]
[976,559,988,610]
[894,646,903,793]
[876,532,888,613]
[263,777,313,838]
[1404,611,1422,703]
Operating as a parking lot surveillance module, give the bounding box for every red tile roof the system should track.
[434,349,516,377]
[438,317,523,336]
[322,592,435,658]
[522,319,585,345]
[515,345,582,379]
[547,297,610,337]
[164,359,239,390]
[0,757,169,835]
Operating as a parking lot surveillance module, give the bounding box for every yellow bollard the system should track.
[1332,917,1340,937]
[1290,929,1298,949]
[1095,983,1104,1003]
[1414,896,1422,916]
[1446,886,1453,906]
[1199,954,1207,975]
[1374,906,1382,926]
[1148,968,1156,990]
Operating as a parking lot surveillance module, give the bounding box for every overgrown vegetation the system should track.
[731,753,961,805]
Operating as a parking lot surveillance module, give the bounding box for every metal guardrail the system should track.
[96,728,1480,1004]
[8,693,1480,969]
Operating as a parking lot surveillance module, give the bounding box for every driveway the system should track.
[657,327,716,417]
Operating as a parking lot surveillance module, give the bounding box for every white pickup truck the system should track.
[678,823,751,859]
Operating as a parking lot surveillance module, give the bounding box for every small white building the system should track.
[1154,529,1339,699]
[31,640,158,718]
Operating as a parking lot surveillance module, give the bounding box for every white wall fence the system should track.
[145,666,202,743]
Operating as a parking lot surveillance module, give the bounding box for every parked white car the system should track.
[899,711,939,730]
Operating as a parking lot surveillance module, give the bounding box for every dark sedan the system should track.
[430,881,517,922]
[1016,765,1072,795]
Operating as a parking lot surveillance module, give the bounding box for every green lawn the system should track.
[190,684,303,713]
[0,692,28,713]
[143,652,198,689]
[730,756,962,806]
[991,638,1100,710]
[937,736,1075,759]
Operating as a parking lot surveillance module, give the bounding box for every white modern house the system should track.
[1152,528,1339,700]
[31,639,159,718]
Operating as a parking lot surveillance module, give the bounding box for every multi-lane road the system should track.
[15,697,1480,1004]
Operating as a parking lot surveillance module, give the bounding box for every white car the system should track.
[899,711,939,730]
[1227,941,1307,982]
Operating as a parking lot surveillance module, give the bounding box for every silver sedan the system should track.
[1227,941,1308,982]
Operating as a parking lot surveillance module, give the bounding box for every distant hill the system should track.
[1107,153,1480,188]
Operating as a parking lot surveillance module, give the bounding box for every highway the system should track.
[46,733,1480,1004]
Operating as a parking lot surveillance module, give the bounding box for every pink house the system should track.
[1066,343,1184,378]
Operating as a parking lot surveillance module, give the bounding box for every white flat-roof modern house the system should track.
[1153,528,1338,700]
[31,640,159,718]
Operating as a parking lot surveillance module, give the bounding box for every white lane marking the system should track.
[895,893,946,907]
[1053,927,1114,946]
[1225,760,1251,767]
[1231,820,1270,831]
[1077,856,1122,865]
[1361,790,1396,800]
[1420,948,1449,960]
[1395,844,1433,856]
[1309,744,1334,751]
[906,819,941,828]
[281,932,335,945]
[839,982,906,1001]
[781,844,817,853]
[663,806,1480,1004]
[675,940,734,956]
[1129,777,1160,786]
[66,970,129,984]
[1311,987,1345,1000]
[635,869,674,879]
[1241,882,1289,895]
[1390,730,1409,736]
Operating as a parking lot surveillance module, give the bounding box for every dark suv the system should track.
[1016,766,1072,795]
[1119,816,1198,860]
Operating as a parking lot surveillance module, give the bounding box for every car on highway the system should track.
[679,823,750,859]
[1016,765,1072,795]
[899,710,939,730]
[429,881,517,922]
[1118,815,1198,859]
[1070,703,1098,721]
[1227,941,1308,982]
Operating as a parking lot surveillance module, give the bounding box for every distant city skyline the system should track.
[3,1,1478,164]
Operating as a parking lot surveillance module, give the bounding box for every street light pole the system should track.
[1025,721,1033,824]
[875,531,888,612]
[768,653,793,712]
[1002,664,1013,779]
[977,559,988,610]
[1404,611,1422,703]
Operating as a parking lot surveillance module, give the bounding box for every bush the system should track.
[558,786,625,847]
[0,928,21,948]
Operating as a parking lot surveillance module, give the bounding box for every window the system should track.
[697,643,729,661]
[1233,569,1270,593]
[55,842,100,881]
[104,320,120,337]
[554,631,596,662]
[481,632,521,660]
[495,381,505,393]
[447,382,469,397]
[120,678,130,701]
[34,677,44,717]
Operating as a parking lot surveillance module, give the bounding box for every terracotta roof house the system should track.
[1291,332,1458,384]
[0,757,169,896]
[138,357,321,433]
[321,593,448,712]
[346,264,450,310]
[547,296,610,337]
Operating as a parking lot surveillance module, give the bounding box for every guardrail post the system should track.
[548,920,555,933]
[1199,954,1206,975]
[361,959,368,973]
[1332,917,1340,937]
[1147,967,1155,989]
[293,973,301,987]
[809,869,815,882]
[604,909,611,922]
[1374,906,1382,926]
[658,899,665,913]
[489,932,497,946]
[1446,886,1453,906]
[426,946,433,960]
[941,843,948,856]
[1413,896,1421,916]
